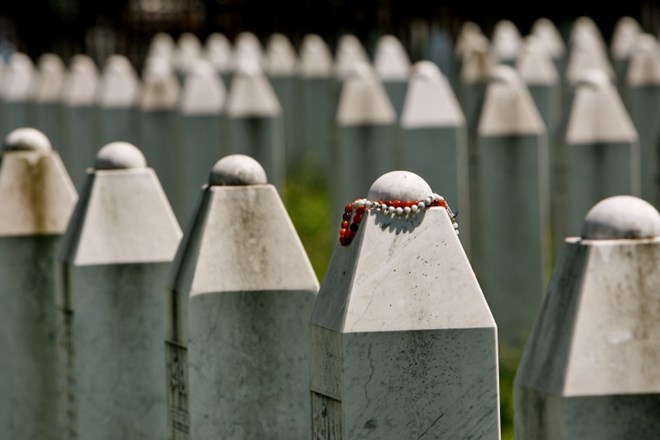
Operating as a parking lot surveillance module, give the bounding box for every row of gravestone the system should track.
[0,127,658,439]
[0,18,658,351]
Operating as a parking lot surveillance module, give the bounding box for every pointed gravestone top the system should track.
[335,34,370,78]
[180,58,226,115]
[611,17,642,60]
[456,21,483,58]
[626,34,660,86]
[570,17,607,53]
[3,127,52,152]
[373,35,411,80]
[516,36,559,85]
[582,195,660,240]
[401,61,464,128]
[299,34,333,77]
[174,32,203,74]
[566,32,614,84]
[233,32,264,73]
[205,33,232,73]
[140,58,179,110]
[460,34,494,83]
[336,61,396,125]
[98,54,140,108]
[226,58,280,117]
[478,65,545,136]
[566,69,638,144]
[61,55,99,106]
[531,18,565,58]
[209,154,267,186]
[35,54,65,103]
[1,52,35,102]
[148,33,175,60]
[491,20,522,63]
[265,33,297,76]
[94,142,147,170]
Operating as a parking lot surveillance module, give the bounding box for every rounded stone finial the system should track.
[95,142,147,170]
[367,171,433,201]
[582,196,660,240]
[3,128,52,152]
[209,154,267,186]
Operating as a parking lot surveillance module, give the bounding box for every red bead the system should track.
[356,207,366,215]
[341,221,349,229]
[353,214,362,224]
[440,200,447,208]
[350,223,359,232]
[346,230,355,239]
[339,237,348,246]
[343,213,351,221]
[393,200,401,208]
[344,204,353,213]
[340,228,347,237]
[432,199,442,207]
[402,201,412,208]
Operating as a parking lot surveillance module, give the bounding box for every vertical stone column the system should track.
[373,35,411,118]
[165,154,318,439]
[34,54,65,149]
[310,171,500,439]
[515,195,660,439]
[58,142,182,439]
[0,128,77,440]
[97,54,140,146]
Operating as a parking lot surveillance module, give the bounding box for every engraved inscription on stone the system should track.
[166,341,190,440]
[311,392,342,440]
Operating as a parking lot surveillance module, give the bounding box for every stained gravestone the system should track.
[611,17,642,88]
[455,21,483,76]
[205,32,233,86]
[515,196,660,439]
[477,65,550,348]
[225,58,284,189]
[58,142,182,439]
[625,34,660,207]
[0,53,36,136]
[491,20,522,66]
[265,33,300,169]
[34,54,65,148]
[0,128,77,440]
[97,54,140,145]
[531,18,566,79]
[400,61,469,251]
[299,34,334,171]
[373,35,411,117]
[60,54,100,190]
[334,61,397,222]
[179,58,226,221]
[139,58,181,216]
[165,154,318,439]
[560,69,639,240]
[310,171,500,439]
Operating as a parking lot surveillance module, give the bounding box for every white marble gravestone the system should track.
[0,53,36,136]
[173,33,203,78]
[531,18,566,75]
[60,54,100,190]
[225,58,284,189]
[97,54,140,146]
[625,34,660,207]
[232,32,265,74]
[400,61,469,251]
[566,19,613,86]
[477,65,550,348]
[58,142,182,439]
[310,170,500,439]
[335,34,370,80]
[373,35,411,117]
[515,195,660,439]
[491,20,522,65]
[165,154,318,439]
[179,58,226,221]
[0,128,77,440]
[611,17,642,86]
[205,32,233,85]
[35,54,65,148]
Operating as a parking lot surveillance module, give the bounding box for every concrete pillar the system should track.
[139,58,181,218]
[205,32,233,87]
[491,20,522,66]
[58,142,182,439]
[531,18,566,78]
[476,65,550,348]
[515,195,660,439]
[0,53,36,136]
[225,58,284,189]
[60,55,100,190]
[97,54,140,146]
[611,17,642,88]
[34,54,65,149]
[0,128,77,439]
[299,34,334,172]
[561,70,640,239]
[625,34,660,207]
[334,61,397,222]
[179,58,226,222]
[266,33,300,169]
[165,154,318,439]
[400,61,469,252]
[373,35,411,118]
[310,171,500,439]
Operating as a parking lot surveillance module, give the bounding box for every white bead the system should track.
[395,207,404,215]
[411,205,418,213]
[404,207,411,214]
[381,203,388,211]
[418,202,425,209]
[388,206,395,214]
[424,197,432,205]
[453,222,459,229]
[365,201,373,209]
